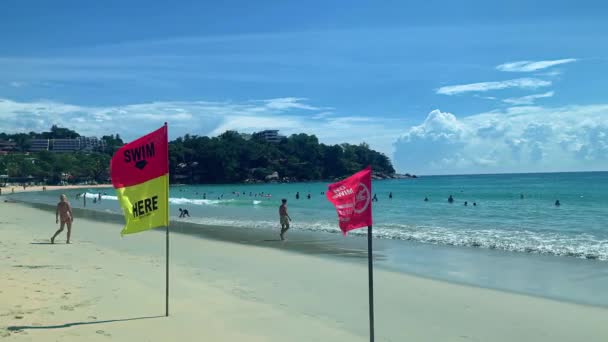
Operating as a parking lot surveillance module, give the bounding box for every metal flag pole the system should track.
[367,225,375,342]
[165,122,170,317]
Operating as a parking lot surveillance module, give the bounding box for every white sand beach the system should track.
[0,184,111,195]
[1,201,607,341]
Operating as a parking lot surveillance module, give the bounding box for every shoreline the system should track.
[1,202,607,341]
[8,197,608,309]
[0,184,112,195]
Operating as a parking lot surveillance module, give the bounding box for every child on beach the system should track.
[51,194,73,244]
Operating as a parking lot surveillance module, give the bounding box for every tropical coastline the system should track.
[6,171,608,308]
[1,201,607,341]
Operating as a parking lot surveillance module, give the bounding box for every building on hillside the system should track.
[78,136,106,151]
[28,137,106,153]
[252,130,286,143]
[0,140,17,154]
[29,139,50,152]
[51,138,81,152]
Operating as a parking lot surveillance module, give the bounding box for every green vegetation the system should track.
[169,131,395,183]
[1,127,395,184]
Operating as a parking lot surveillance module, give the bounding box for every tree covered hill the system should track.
[1,127,396,184]
[169,131,395,183]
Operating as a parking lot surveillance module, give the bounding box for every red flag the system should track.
[110,126,168,189]
[326,166,373,235]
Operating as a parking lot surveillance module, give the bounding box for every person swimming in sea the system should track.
[448,195,454,203]
[464,201,468,206]
[424,197,429,202]
[473,202,477,206]
[179,208,191,218]
[307,193,311,200]
[295,192,300,200]
[555,200,561,206]
[389,192,393,199]
[372,194,378,202]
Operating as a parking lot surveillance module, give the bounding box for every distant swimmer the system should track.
[473,202,477,206]
[93,198,97,204]
[464,201,468,206]
[520,193,524,199]
[178,208,191,218]
[51,194,73,244]
[389,192,393,199]
[98,193,102,202]
[555,200,561,207]
[372,194,378,202]
[307,193,311,200]
[295,192,300,200]
[279,199,292,240]
[424,197,429,202]
[448,195,454,203]
[203,193,207,199]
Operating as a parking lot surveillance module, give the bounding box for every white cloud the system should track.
[436,78,551,95]
[502,91,555,105]
[0,97,401,160]
[9,81,25,88]
[260,97,319,111]
[496,59,577,72]
[393,105,608,175]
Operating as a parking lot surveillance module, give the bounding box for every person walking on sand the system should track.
[279,199,292,240]
[51,194,73,244]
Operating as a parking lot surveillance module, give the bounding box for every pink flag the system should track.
[326,166,373,235]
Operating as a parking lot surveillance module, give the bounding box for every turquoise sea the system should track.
[8,171,608,306]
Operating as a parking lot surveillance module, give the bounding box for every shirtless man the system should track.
[279,199,292,240]
[51,194,73,244]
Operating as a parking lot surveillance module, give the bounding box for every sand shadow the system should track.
[262,239,283,242]
[7,315,163,331]
[30,242,54,245]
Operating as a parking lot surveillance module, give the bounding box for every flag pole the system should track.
[165,122,170,317]
[367,225,375,342]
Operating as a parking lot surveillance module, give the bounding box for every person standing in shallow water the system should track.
[279,199,292,240]
[389,192,393,199]
[52,194,73,244]
[448,195,454,203]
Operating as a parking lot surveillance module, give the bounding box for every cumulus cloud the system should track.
[393,106,608,174]
[502,91,554,105]
[436,78,551,95]
[496,59,577,72]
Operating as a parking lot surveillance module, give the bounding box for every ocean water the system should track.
[11,172,608,261]
[8,172,608,306]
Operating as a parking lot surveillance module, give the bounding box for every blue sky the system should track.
[1,0,608,174]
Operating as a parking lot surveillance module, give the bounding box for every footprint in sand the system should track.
[96,330,111,337]
[60,305,74,311]
[14,315,23,319]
